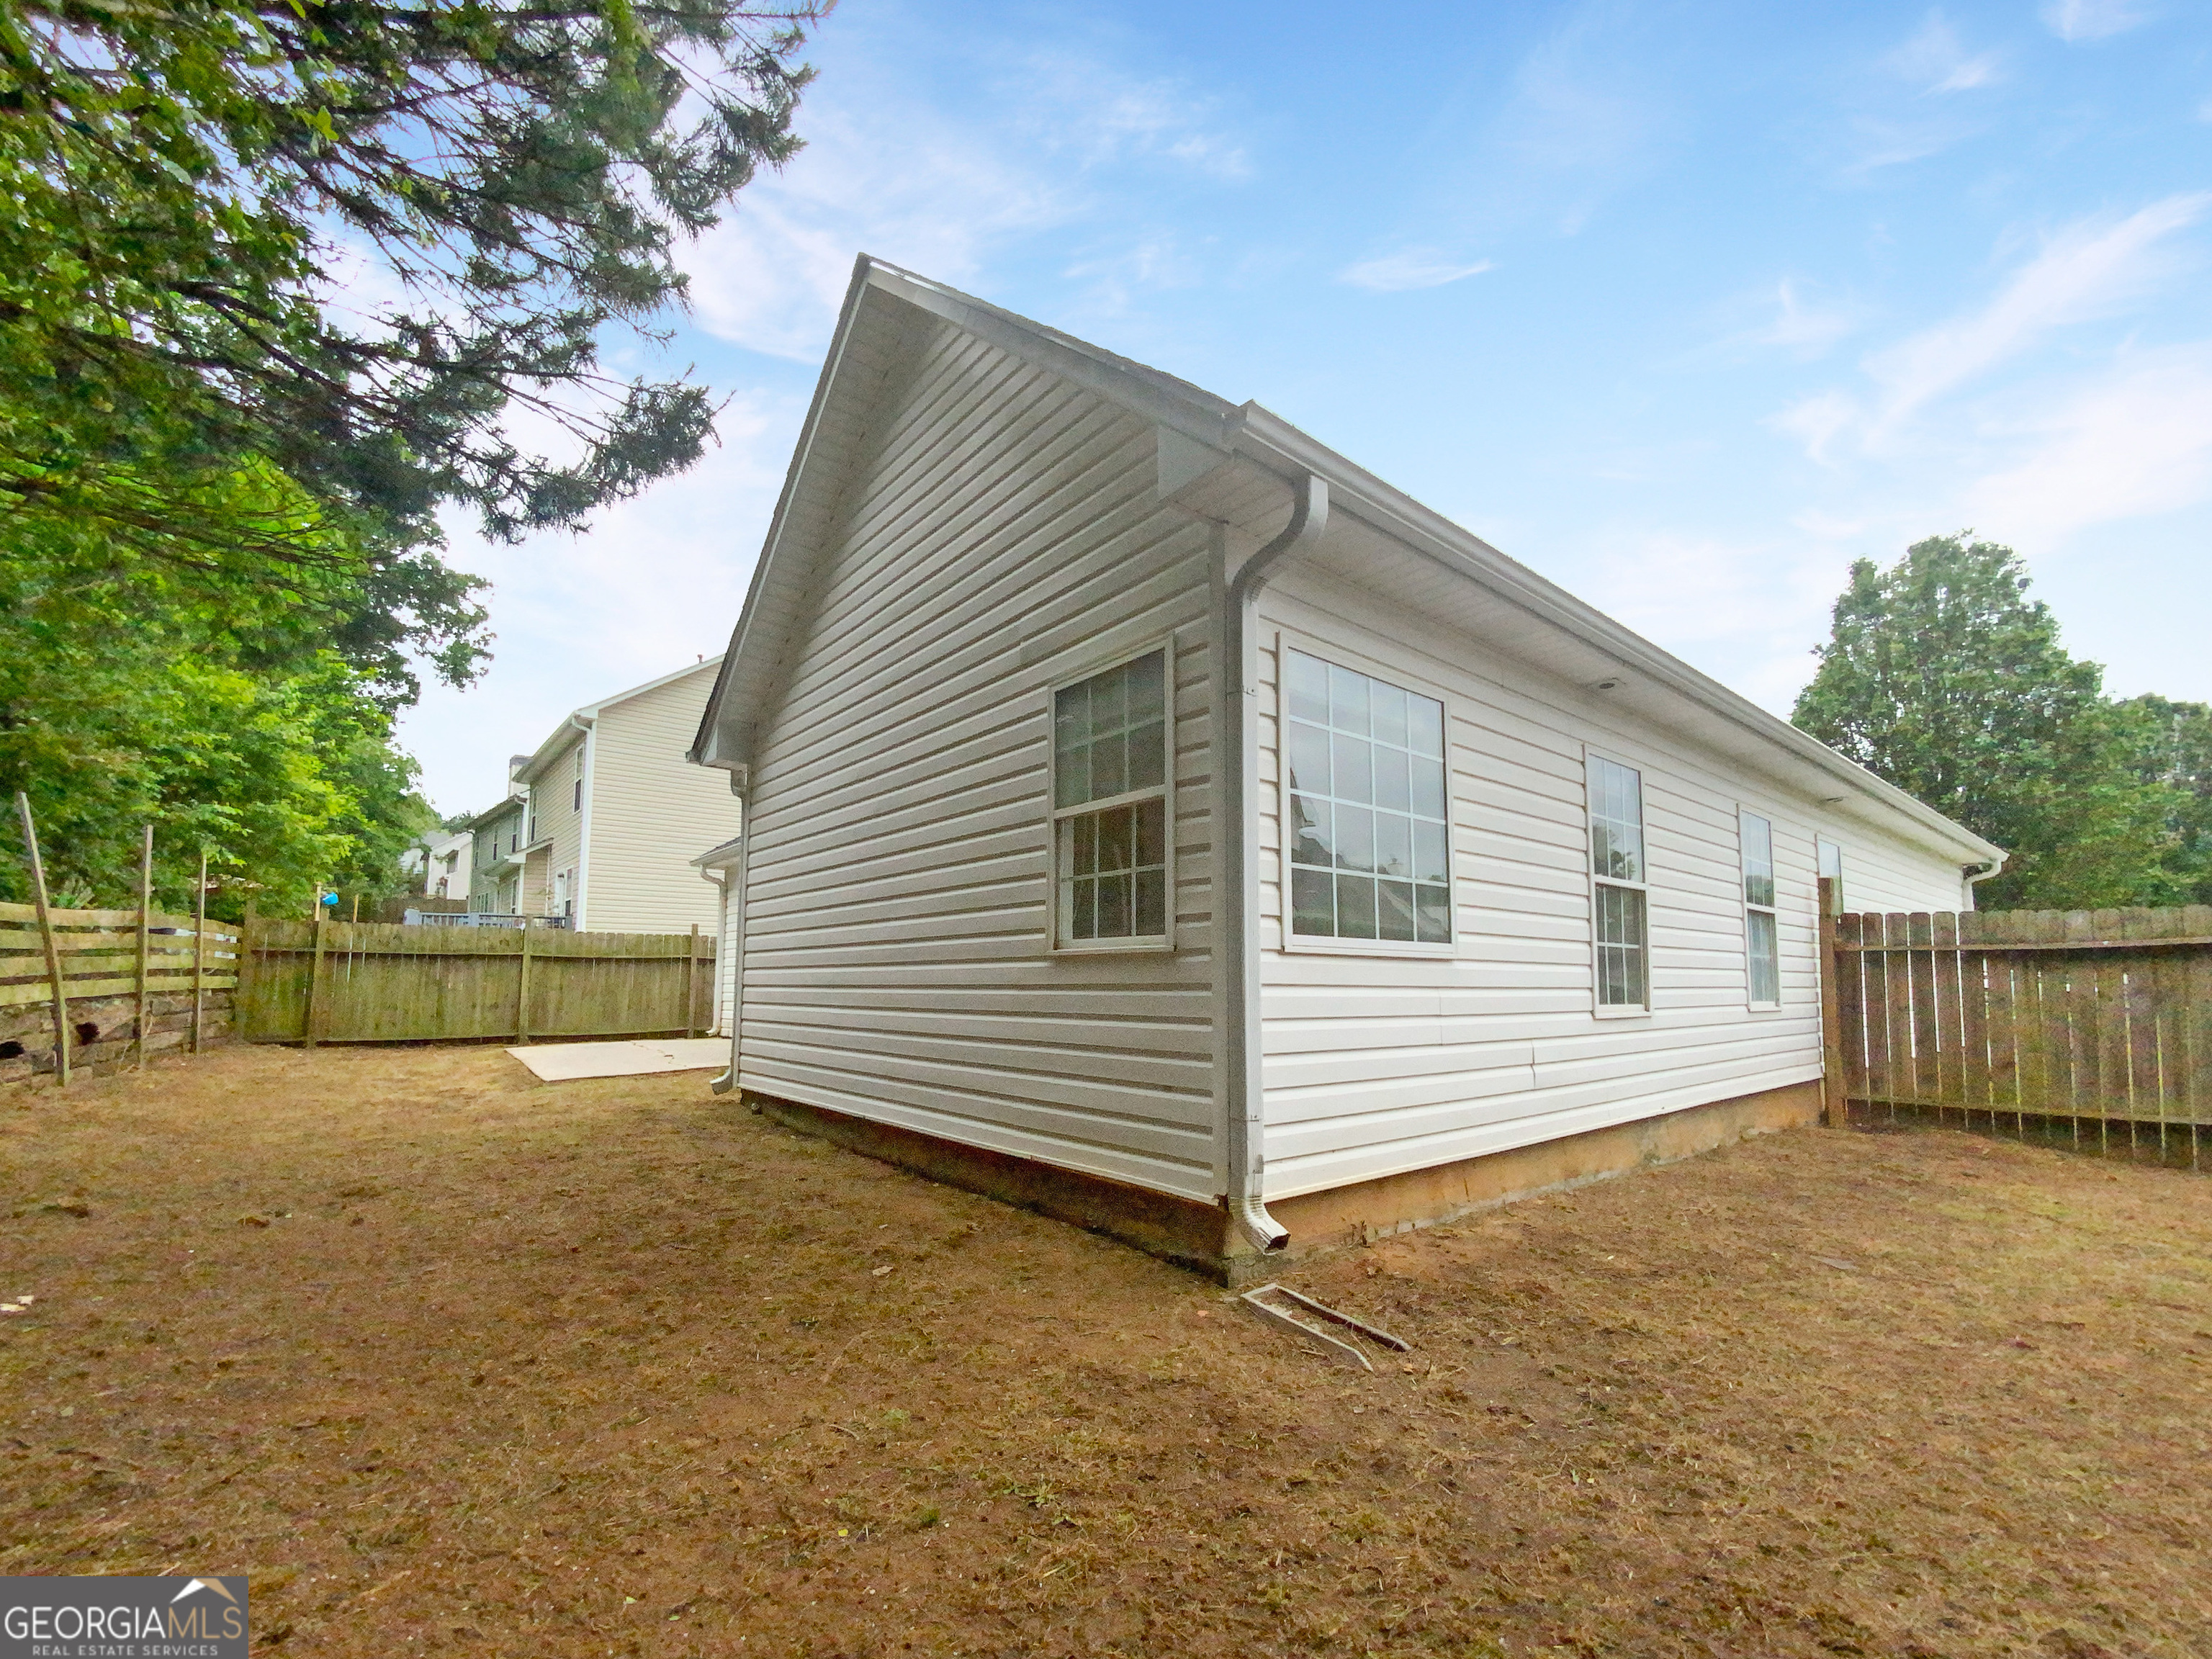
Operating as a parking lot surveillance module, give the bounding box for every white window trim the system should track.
[1583,744,1653,1018]
[1816,836,1844,919]
[1274,629,1458,959]
[1739,806,1781,1013]
[1046,637,1177,957]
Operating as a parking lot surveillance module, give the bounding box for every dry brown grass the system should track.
[3,1043,2208,1658]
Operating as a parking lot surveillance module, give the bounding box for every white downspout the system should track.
[1219,472,1329,1255]
[709,795,747,1097]
[572,717,596,931]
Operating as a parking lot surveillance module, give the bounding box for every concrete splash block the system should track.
[508,1038,730,1082]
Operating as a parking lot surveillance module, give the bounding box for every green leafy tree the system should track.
[1,0,822,902]
[1793,534,2183,909]
[2123,694,2212,905]
[3,0,823,592]
[0,487,434,916]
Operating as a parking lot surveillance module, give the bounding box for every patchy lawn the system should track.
[2,1044,2208,1658]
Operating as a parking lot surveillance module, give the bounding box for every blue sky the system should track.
[397,0,2212,815]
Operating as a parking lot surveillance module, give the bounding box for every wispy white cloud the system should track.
[2042,0,2154,42]
[1773,391,1861,466]
[679,42,1248,360]
[1964,345,2212,538]
[1886,14,2002,93]
[1336,251,1496,293]
[1742,279,1857,356]
[1866,193,2208,428]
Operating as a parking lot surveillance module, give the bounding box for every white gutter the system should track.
[1218,472,1329,1256]
[1963,855,2006,909]
[1223,408,2002,869]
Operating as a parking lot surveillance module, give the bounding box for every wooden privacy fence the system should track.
[1,899,239,1083]
[236,920,716,1045]
[1820,889,2212,1159]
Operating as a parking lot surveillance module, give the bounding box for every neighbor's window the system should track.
[1054,649,1169,945]
[1817,837,1844,916]
[1587,755,1649,1008]
[1284,649,1451,945]
[1741,810,1779,1007]
[572,747,585,813]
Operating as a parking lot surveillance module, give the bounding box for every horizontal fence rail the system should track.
[238,919,715,1046]
[1,899,240,1080]
[1823,899,2212,1161]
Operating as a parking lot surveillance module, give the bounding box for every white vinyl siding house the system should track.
[688,258,2000,1274]
[1247,572,1969,1203]
[509,660,742,936]
[716,305,1221,1200]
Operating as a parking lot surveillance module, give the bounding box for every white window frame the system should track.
[1739,808,1781,1012]
[1274,631,1457,959]
[1583,745,1653,1017]
[1817,837,1844,917]
[1046,638,1177,956]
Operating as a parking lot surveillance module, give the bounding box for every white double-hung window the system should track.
[1053,648,1170,948]
[1587,755,1650,1010]
[1282,648,1452,948]
[1740,810,1779,1008]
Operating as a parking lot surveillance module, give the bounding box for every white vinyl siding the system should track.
[733,316,1220,1202]
[1254,567,1969,1202]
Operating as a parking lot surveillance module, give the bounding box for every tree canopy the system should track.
[1793,534,2201,910]
[1,0,822,909]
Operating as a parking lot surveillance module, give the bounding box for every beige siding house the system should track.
[687,258,2001,1280]
[508,660,742,935]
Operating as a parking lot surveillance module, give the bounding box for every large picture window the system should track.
[1740,810,1779,1007]
[1053,649,1169,947]
[1587,755,1649,1009]
[1283,649,1452,946]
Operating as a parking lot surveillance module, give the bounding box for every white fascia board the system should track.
[689,256,886,771]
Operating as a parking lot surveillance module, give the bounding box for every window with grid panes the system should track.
[1283,649,1452,945]
[1587,755,1649,1007]
[1053,649,1169,945]
[1741,810,1779,1006]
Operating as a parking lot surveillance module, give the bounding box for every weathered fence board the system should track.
[1,899,240,1084]
[1822,901,2212,1153]
[237,920,716,1044]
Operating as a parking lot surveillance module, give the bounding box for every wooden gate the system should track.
[1820,886,2212,1152]
[237,920,716,1045]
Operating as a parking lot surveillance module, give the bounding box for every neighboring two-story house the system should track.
[502,658,742,935]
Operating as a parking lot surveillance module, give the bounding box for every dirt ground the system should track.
[3,1046,2208,1658]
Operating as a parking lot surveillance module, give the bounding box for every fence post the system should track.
[14,791,71,1087]
[1819,876,1846,1128]
[686,922,700,1038]
[514,922,534,1044]
[305,916,328,1048]
[191,853,208,1055]
[135,824,153,1070]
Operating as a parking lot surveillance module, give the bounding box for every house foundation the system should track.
[743,1079,1825,1285]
